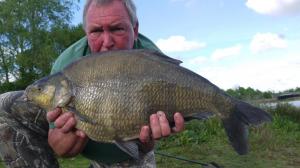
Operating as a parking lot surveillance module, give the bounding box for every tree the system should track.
[50,24,85,56]
[0,0,82,92]
[226,86,274,100]
[0,42,15,83]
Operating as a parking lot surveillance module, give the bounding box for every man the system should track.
[0,0,184,168]
[0,0,184,167]
[48,0,184,167]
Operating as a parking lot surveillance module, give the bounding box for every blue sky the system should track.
[72,0,300,92]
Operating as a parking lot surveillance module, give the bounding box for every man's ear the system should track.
[133,21,139,41]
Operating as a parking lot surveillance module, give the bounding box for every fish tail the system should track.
[222,100,272,155]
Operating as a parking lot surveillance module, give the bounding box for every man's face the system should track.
[85,0,138,53]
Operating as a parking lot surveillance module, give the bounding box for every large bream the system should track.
[24,49,272,155]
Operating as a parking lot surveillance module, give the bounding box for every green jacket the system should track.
[51,33,161,164]
[51,34,160,74]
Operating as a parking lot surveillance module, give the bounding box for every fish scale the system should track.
[25,49,272,155]
[75,81,147,141]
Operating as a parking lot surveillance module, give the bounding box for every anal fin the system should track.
[114,140,140,160]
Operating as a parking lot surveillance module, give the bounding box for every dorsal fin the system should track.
[65,49,182,71]
[137,49,182,65]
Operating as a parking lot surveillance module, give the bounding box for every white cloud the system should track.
[211,44,242,61]
[156,35,206,53]
[250,33,288,53]
[195,54,300,92]
[246,0,300,16]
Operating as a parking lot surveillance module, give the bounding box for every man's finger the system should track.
[54,112,74,129]
[157,111,171,137]
[149,114,161,139]
[75,130,87,138]
[172,112,185,133]
[61,117,77,133]
[139,126,150,143]
[66,134,88,157]
[47,108,62,122]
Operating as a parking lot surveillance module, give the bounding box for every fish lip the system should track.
[20,93,29,101]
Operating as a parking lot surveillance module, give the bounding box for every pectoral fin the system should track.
[184,112,215,122]
[169,112,215,128]
[65,106,97,124]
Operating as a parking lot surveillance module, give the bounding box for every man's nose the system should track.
[101,32,114,51]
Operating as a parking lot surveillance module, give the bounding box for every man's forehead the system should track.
[87,1,129,19]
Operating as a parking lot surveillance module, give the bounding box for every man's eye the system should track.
[89,28,103,37]
[92,28,103,33]
[111,27,125,33]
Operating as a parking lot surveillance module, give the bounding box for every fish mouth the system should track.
[21,92,30,102]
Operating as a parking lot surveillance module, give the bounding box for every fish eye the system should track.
[35,84,42,92]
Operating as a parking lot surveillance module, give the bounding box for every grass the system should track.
[155,104,300,168]
[156,120,299,168]
[1,104,299,168]
[57,155,90,168]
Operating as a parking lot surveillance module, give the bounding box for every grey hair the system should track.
[83,0,138,29]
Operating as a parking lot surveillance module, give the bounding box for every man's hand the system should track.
[139,111,184,150]
[47,108,88,157]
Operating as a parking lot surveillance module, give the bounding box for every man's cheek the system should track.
[89,41,101,52]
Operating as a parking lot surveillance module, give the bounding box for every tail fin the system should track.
[223,101,272,155]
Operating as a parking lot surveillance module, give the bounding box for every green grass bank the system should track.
[0,103,299,168]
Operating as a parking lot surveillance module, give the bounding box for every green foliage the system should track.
[155,105,300,168]
[226,86,274,100]
[262,91,273,99]
[264,103,300,124]
[157,119,223,149]
[57,155,91,168]
[0,0,84,93]
[50,24,85,55]
[280,87,300,94]
[0,82,17,93]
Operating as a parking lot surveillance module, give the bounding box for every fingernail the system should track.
[80,132,86,138]
[157,111,164,117]
[55,108,61,113]
[174,112,180,119]
[150,114,156,120]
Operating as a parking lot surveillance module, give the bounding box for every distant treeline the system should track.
[225,87,300,100]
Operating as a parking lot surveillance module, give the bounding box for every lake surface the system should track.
[264,100,300,108]
[289,100,300,107]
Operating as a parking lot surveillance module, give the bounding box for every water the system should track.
[289,100,300,107]
[264,100,300,108]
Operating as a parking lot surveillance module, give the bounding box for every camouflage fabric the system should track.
[90,150,156,168]
[0,91,59,168]
[0,91,156,168]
